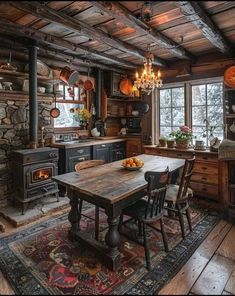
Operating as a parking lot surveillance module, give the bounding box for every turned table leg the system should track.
[105,215,121,270]
[67,190,81,241]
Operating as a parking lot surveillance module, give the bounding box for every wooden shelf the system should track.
[225,114,235,118]
[107,97,141,102]
[107,115,142,118]
[0,69,59,83]
[0,90,53,102]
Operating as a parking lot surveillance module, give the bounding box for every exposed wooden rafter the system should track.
[8,1,167,67]
[0,35,127,73]
[175,1,234,56]
[0,18,136,70]
[91,1,195,61]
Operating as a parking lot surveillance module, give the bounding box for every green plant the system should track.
[159,135,167,140]
[170,125,193,141]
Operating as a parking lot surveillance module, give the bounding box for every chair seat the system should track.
[165,184,193,203]
[122,199,149,221]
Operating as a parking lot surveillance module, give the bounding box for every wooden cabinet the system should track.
[144,146,220,202]
[110,142,126,162]
[126,138,142,157]
[93,143,110,163]
[224,86,235,141]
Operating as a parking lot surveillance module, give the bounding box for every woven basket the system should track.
[175,139,189,149]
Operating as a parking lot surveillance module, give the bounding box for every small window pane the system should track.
[160,89,171,107]
[160,108,172,126]
[173,107,184,126]
[207,105,223,125]
[207,83,223,105]
[160,126,172,136]
[192,85,206,106]
[192,106,206,126]
[172,87,184,107]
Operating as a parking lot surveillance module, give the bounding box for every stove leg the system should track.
[21,203,27,215]
[55,192,59,202]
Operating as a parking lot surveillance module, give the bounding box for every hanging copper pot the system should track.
[83,67,94,91]
[60,66,79,85]
[50,94,60,118]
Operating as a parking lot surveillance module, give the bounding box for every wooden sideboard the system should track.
[144,145,222,204]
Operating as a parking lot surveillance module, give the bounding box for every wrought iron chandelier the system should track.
[134,46,163,95]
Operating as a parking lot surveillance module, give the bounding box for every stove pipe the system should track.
[28,44,38,149]
[95,68,102,119]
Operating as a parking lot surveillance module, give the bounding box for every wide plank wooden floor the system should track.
[0,204,234,295]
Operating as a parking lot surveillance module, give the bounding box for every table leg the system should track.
[68,191,81,241]
[105,215,121,270]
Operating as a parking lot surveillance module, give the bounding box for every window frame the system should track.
[53,83,88,132]
[154,76,224,146]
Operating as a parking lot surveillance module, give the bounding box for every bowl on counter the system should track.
[91,128,100,137]
[132,110,139,116]
[37,86,46,93]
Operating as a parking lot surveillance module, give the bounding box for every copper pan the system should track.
[60,66,79,85]
[83,67,93,91]
[119,78,133,96]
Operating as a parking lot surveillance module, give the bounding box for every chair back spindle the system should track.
[177,157,195,201]
[144,168,169,222]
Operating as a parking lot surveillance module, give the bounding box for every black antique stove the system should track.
[12,147,59,214]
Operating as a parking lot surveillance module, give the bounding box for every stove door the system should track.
[26,162,56,189]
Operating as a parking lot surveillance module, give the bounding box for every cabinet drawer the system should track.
[153,149,168,157]
[127,151,141,158]
[167,151,193,159]
[127,140,141,153]
[110,142,125,149]
[68,146,91,157]
[144,148,158,155]
[190,181,218,200]
[94,143,110,149]
[196,154,218,162]
[193,161,218,175]
[191,173,218,185]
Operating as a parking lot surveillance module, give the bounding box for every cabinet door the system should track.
[110,148,125,162]
[93,144,110,163]
[68,154,91,172]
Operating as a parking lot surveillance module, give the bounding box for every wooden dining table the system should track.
[52,154,185,271]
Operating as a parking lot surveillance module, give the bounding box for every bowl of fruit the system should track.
[122,157,144,171]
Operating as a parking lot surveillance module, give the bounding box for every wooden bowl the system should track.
[122,165,143,171]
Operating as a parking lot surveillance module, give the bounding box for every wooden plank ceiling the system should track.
[0,1,234,72]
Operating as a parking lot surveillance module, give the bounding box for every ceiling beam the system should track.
[0,18,136,70]
[91,1,195,61]
[8,1,167,66]
[175,1,234,56]
[0,35,127,73]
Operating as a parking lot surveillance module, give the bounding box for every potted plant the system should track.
[170,126,193,149]
[166,137,175,148]
[159,135,167,147]
[70,107,92,129]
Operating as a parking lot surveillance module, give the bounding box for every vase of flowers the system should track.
[170,125,193,149]
[70,107,91,129]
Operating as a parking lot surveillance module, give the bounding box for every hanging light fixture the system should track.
[134,45,163,95]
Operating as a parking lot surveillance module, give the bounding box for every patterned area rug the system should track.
[0,205,220,295]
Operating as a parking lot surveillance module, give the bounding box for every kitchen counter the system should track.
[50,137,127,149]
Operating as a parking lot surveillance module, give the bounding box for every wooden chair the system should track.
[119,168,170,271]
[164,157,195,239]
[75,160,105,240]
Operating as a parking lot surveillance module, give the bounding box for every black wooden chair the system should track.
[119,168,170,271]
[75,160,105,240]
[164,157,195,239]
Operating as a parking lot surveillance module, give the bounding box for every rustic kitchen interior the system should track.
[0,1,235,295]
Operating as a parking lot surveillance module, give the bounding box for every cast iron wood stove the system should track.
[12,147,59,214]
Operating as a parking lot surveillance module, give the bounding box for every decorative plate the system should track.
[122,165,143,171]
[224,66,235,88]
[119,78,133,96]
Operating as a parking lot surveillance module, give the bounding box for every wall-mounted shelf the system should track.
[0,90,53,102]
[107,115,142,118]
[225,114,235,118]
[107,97,141,102]
[0,69,59,83]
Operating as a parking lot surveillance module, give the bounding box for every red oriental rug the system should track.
[0,204,220,295]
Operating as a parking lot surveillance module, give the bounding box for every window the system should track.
[191,82,223,145]
[54,83,86,128]
[155,78,224,146]
[159,86,185,136]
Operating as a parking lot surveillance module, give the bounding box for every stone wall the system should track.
[0,95,53,207]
